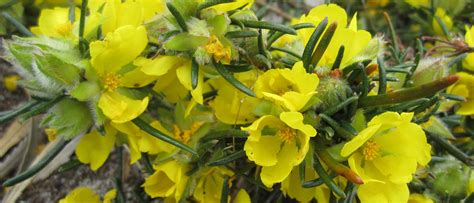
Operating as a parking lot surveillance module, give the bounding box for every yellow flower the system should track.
[242,111,317,187]
[200,0,254,12]
[447,72,474,115]
[210,70,261,124]
[89,25,151,123]
[59,187,101,203]
[34,0,81,7]
[463,25,474,71]
[408,193,434,203]
[142,160,189,201]
[31,6,102,39]
[30,7,78,38]
[294,4,372,69]
[141,56,204,104]
[432,8,453,36]
[341,112,431,184]
[193,166,234,202]
[254,61,319,111]
[405,0,430,8]
[357,181,409,203]
[75,125,116,171]
[3,75,20,92]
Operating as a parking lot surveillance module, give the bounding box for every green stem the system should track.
[3,139,67,187]
[235,19,297,35]
[1,11,34,37]
[322,96,358,116]
[319,114,355,139]
[78,0,88,53]
[377,57,387,95]
[208,150,246,166]
[426,131,474,166]
[0,100,41,125]
[313,153,346,198]
[359,75,459,108]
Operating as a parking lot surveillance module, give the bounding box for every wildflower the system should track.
[432,8,453,36]
[31,7,101,39]
[210,70,261,124]
[193,166,234,202]
[242,111,316,187]
[59,187,100,203]
[447,72,474,115]
[408,193,434,203]
[3,75,20,92]
[89,25,152,123]
[294,4,372,69]
[341,112,431,184]
[463,25,474,71]
[142,160,189,201]
[254,61,319,111]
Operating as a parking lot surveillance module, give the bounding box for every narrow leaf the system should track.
[3,139,67,187]
[213,61,256,97]
[235,19,297,35]
[302,17,328,71]
[191,58,199,89]
[167,2,188,32]
[310,22,337,70]
[132,117,198,156]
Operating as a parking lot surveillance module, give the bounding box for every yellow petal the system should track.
[120,67,158,88]
[244,135,282,167]
[103,189,117,203]
[340,124,381,157]
[90,25,148,76]
[75,127,116,171]
[102,0,144,34]
[143,160,184,198]
[176,61,204,104]
[98,91,149,123]
[234,189,251,203]
[280,111,317,137]
[153,71,189,103]
[357,181,409,203]
[59,187,101,203]
[260,142,298,187]
[140,56,186,76]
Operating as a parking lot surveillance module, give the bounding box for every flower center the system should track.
[205,35,231,63]
[363,140,380,161]
[103,73,121,91]
[173,122,204,144]
[56,23,73,37]
[279,127,296,143]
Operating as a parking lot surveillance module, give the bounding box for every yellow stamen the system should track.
[205,35,231,63]
[103,73,121,91]
[279,127,296,143]
[56,23,73,37]
[363,140,380,161]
